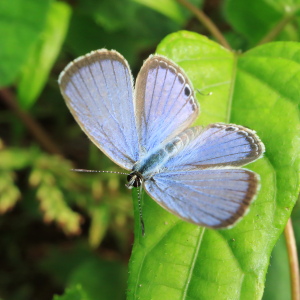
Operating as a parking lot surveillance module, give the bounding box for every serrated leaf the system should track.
[0,170,20,213]
[0,147,37,170]
[0,146,37,213]
[17,1,71,109]
[37,183,82,235]
[127,31,300,299]
[0,0,51,87]
[30,154,83,235]
[224,0,300,46]
[53,285,90,300]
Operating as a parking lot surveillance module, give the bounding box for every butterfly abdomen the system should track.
[132,128,201,179]
[162,127,203,163]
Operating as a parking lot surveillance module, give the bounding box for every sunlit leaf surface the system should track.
[127,31,300,300]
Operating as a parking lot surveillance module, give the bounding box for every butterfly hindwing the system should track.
[165,123,265,171]
[144,168,259,228]
[59,50,139,170]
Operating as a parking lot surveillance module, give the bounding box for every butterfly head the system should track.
[126,172,143,189]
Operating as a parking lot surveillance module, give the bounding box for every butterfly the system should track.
[58,49,265,231]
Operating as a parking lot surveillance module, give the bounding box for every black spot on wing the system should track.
[184,85,191,96]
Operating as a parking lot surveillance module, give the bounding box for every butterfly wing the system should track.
[144,123,264,228]
[59,49,139,170]
[134,55,199,154]
[165,123,265,171]
[144,168,258,228]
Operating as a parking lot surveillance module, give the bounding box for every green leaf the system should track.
[133,0,203,24]
[68,257,127,300]
[53,285,90,300]
[263,234,290,300]
[224,0,300,46]
[0,0,51,87]
[66,3,180,66]
[76,0,136,32]
[17,1,71,109]
[88,204,110,248]
[39,242,93,286]
[127,31,300,299]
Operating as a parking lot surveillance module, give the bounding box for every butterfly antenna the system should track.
[71,169,128,176]
[137,185,145,236]
[196,89,213,96]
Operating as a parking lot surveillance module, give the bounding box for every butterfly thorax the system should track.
[127,136,184,187]
[133,148,168,178]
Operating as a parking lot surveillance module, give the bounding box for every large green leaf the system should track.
[0,0,51,87]
[127,31,300,299]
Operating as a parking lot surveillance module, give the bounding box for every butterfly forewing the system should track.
[59,50,139,170]
[145,168,259,228]
[165,123,265,171]
[135,55,199,154]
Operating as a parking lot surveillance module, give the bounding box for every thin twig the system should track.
[284,218,300,300]
[257,13,295,45]
[0,88,62,155]
[176,0,232,50]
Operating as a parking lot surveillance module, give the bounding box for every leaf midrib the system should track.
[181,227,205,299]
[226,52,238,123]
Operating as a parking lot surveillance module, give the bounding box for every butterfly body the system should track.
[59,49,265,229]
[132,133,187,180]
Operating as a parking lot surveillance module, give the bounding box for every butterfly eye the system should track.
[127,172,142,188]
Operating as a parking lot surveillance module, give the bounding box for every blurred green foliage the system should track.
[0,0,300,299]
[0,0,51,87]
[53,285,90,300]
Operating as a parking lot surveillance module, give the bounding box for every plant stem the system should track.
[284,218,300,300]
[0,88,62,155]
[257,13,296,45]
[176,0,232,50]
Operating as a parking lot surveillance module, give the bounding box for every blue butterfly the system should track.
[59,49,265,230]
